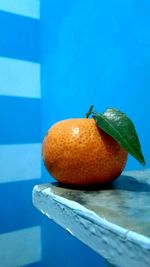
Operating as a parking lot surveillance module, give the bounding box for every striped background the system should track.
[0,1,42,266]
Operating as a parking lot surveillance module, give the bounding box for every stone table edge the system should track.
[32,184,150,267]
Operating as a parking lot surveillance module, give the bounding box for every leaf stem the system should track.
[86,105,94,118]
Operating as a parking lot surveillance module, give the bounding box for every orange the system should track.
[42,118,128,186]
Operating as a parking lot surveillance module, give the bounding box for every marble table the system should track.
[32,170,150,267]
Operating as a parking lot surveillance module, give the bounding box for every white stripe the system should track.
[0,0,40,19]
[0,57,41,98]
[0,144,41,183]
[0,226,41,267]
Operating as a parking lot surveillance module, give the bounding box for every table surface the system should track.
[33,169,150,267]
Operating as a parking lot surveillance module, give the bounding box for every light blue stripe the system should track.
[0,0,40,19]
[0,226,41,267]
[0,57,41,98]
[0,144,41,183]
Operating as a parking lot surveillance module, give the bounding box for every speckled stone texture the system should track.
[33,170,150,267]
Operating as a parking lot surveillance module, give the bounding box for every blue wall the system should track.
[0,1,42,266]
[41,0,150,266]
[41,0,150,171]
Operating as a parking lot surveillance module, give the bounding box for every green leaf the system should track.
[92,108,145,165]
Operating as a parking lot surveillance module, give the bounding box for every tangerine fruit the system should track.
[42,118,128,186]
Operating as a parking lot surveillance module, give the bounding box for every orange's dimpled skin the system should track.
[42,118,128,186]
